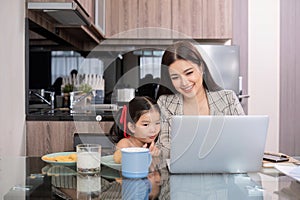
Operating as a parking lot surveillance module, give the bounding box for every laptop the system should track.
[169,115,269,173]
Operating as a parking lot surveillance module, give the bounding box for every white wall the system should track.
[0,0,26,198]
[248,0,280,152]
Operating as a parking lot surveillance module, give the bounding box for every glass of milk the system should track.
[77,174,101,199]
[76,144,101,174]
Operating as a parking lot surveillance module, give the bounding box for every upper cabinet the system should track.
[202,0,232,39]
[172,0,232,39]
[27,0,103,51]
[75,0,95,23]
[102,0,232,39]
[172,0,203,38]
[27,0,232,51]
[105,0,172,38]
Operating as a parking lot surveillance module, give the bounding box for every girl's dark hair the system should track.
[109,96,160,144]
[157,41,222,98]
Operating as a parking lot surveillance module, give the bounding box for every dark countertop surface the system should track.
[26,107,115,121]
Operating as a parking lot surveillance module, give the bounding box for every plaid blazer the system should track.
[156,90,245,155]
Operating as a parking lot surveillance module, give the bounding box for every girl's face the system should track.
[130,109,160,144]
[169,59,204,99]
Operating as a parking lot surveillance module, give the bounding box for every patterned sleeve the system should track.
[227,90,245,115]
[156,96,171,156]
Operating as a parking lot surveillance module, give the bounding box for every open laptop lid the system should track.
[169,115,269,173]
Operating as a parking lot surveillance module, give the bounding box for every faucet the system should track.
[29,89,55,110]
[69,90,94,109]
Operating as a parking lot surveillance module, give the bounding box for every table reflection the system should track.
[170,174,263,200]
[40,164,162,200]
[2,156,300,200]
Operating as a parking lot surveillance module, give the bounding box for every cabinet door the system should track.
[105,0,171,38]
[106,0,139,38]
[172,0,203,38]
[75,0,95,22]
[26,121,113,156]
[172,0,232,39]
[202,0,232,39]
[138,0,172,38]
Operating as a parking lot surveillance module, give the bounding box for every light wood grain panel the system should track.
[202,0,232,39]
[105,0,119,37]
[106,0,172,38]
[26,121,113,156]
[138,0,172,38]
[118,0,138,38]
[26,121,49,156]
[105,0,139,38]
[172,0,203,38]
[75,0,95,21]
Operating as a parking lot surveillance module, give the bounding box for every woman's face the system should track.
[130,109,161,144]
[169,59,204,98]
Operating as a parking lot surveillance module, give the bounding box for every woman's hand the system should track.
[143,141,160,157]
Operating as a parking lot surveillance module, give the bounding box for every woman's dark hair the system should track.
[157,41,222,98]
[70,69,78,76]
[50,77,63,95]
[109,96,161,144]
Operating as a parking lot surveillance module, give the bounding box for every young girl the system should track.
[109,96,161,156]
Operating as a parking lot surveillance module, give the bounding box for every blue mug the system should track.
[121,147,152,178]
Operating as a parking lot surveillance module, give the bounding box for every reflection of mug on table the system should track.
[122,178,151,200]
[76,144,101,174]
[121,147,152,178]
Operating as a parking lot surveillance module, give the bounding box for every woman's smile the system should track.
[180,84,194,93]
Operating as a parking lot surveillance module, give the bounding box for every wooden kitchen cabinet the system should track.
[26,121,113,156]
[105,0,171,38]
[202,0,232,39]
[75,0,95,23]
[172,0,203,38]
[104,0,232,39]
[106,0,139,38]
[172,0,232,39]
[137,0,172,38]
[27,0,103,51]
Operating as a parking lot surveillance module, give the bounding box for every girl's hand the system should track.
[143,141,160,157]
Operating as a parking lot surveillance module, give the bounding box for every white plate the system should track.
[101,155,121,171]
[41,165,76,176]
[101,166,121,180]
[275,164,300,182]
[41,152,76,166]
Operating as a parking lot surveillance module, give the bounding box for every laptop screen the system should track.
[169,115,269,173]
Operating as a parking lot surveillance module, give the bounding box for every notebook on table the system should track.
[168,115,269,173]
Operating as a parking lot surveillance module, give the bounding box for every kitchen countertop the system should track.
[26,107,115,121]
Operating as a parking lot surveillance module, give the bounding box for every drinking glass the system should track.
[76,144,101,174]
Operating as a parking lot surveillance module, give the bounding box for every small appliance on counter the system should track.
[115,88,136,106]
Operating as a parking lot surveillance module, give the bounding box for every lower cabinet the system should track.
[26,121,114,156]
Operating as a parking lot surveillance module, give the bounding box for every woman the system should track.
[156,41,245,154]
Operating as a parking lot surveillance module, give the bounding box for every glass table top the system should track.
[1,156,300,200]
